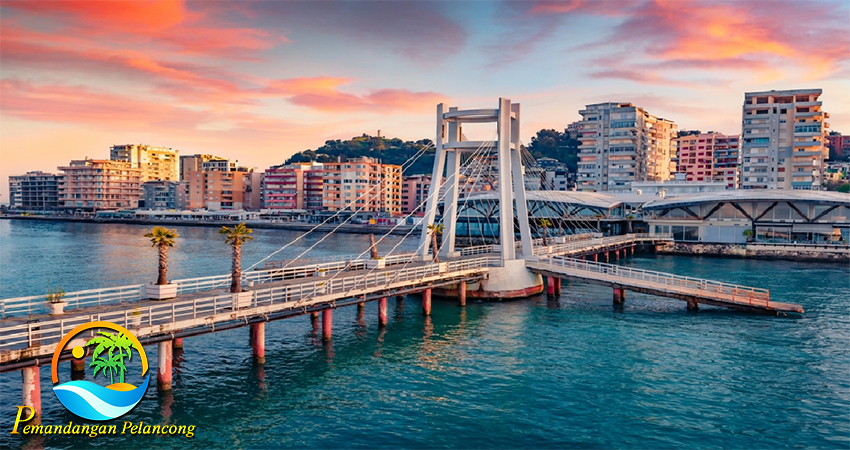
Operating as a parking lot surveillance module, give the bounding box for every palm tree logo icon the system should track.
[51,321,150,421]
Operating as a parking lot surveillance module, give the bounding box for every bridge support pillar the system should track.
[614,249,620,260]
[251,322,265,364]
[422,289,432,316]
[546,276,556,297]
[173,338,184,350]
[613,288,625,304]
[378,298,388,327]
[71,355,86,373]
[396,295,404,304]
[459,281,467,306]
[357,301,365,312]
[322,309,333,341]
[554,278,561,296]
[22,366,41,420]
[157,340,173,392]
[687,300,699,311]
[630,245,635,256]
[592,253,598,262]
[311,311,319,331]
[604,251,610,263]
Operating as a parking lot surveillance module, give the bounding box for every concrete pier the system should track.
[422,289,432,316]
[613,288,625,304]
[322,309,333,341]
[251,322,265,364]
[22,366,40,419]
[458,281,467,306]
[378,297,388,327]
[157,340,172,392]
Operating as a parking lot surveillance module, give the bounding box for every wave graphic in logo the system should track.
[53,374,150,421]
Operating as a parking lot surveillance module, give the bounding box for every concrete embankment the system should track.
[0,215,412,236]
[657,242,849,263]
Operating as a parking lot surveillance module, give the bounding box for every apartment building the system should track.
[401,174,430,215]
[675,132,740,189]
[322,157,401,214]
[110,144,179,182]
[262,163,324,210]
[180,154,225,180]
[826,132,850,159]
[741,89,829,190]
[8,171,63,210]
[186,170,244,210]
[142,180,188,210]
[58,159,142,211]
[577,102,677,192]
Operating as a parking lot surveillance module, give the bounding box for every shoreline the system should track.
[0,214,413,236]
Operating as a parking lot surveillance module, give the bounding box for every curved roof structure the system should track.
[464,190,624,210]
[642,190,850,210]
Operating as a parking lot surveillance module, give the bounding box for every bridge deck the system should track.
[0,256,495,370]
[527,256,803,314]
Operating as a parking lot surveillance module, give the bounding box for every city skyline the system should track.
[1,0,849,201]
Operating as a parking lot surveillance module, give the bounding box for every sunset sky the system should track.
[1,0,848,201]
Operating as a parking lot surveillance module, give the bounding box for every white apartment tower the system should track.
[577,102,677,192]
[741,89,828,190]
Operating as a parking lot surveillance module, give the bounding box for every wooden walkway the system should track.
[527,256,803,314]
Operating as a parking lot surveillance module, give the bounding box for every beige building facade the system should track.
[323,157,401,214]
[110,144,179,182]
[58,159,141,211]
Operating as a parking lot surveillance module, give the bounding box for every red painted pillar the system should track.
[458,281,467,306]
[158,340,173,391]
[251,322,265,364]
[378,297,388,327]
[604,251,610,263]
[631,245,635,256]
[322,309,333,341]
[173,338,184,350]
[357,301,365,312]
[22,366,41,419]
[592,253,598,262]
[613,288,625,304]
[554,278,562,296]
[546,276,555,296]
[311,311,319,330]
[71,356,86,373]
[614,249,620,260]
[422,289,432,316]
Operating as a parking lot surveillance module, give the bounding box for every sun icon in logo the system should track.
[51,321,150,421]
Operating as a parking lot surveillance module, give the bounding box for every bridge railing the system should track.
[459,245,494,256]
[0,257,498,352]
[532,256,770,307]
[533,233,673,256]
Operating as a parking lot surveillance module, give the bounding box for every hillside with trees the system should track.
[285,129,581,174]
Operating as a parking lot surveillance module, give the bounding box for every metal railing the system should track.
[0,256,500,353]
[528,256,770,308]
[533,233,673,256]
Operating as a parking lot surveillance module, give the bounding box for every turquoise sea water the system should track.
[1,219,848,449]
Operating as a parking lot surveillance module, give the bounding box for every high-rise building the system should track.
[577,102,677,192]
[675,132,740,189]
[262,162,323,210]
[8,171,62,210]
[179,154,225,180]
[58,159,141,211]
[186,170,244,210]
[741,89,829,190]
[401,174,431,215]
[110,144,179,182]
[322,157,401,214]
[141,180,188,210]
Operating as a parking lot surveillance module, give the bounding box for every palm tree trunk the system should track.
[370,234,379,260]
[542,225,548,246]
[431,232,440,263]
[157,243,168,285]
[231,244,242,293]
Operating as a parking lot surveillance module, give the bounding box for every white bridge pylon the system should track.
[419,98,533,266]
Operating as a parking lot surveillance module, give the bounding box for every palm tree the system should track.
[539,219,553,246]
[220,223,254,293]
[427,223,444,263]
[144,226,179,285]
[88,331,134,384]
[369,234,379,260]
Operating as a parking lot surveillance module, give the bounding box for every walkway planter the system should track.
[146,283,177,300]
[232,291,253,309]
[365,259,386,269]
[48,302,66,315]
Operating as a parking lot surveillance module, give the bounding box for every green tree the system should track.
[220,223,254,293]
[836,183,850,193]
[539,219,553,246]
[525,129,580,172]
[427,223,444,263]
[87,331,134,384]
[144,226,178,285]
